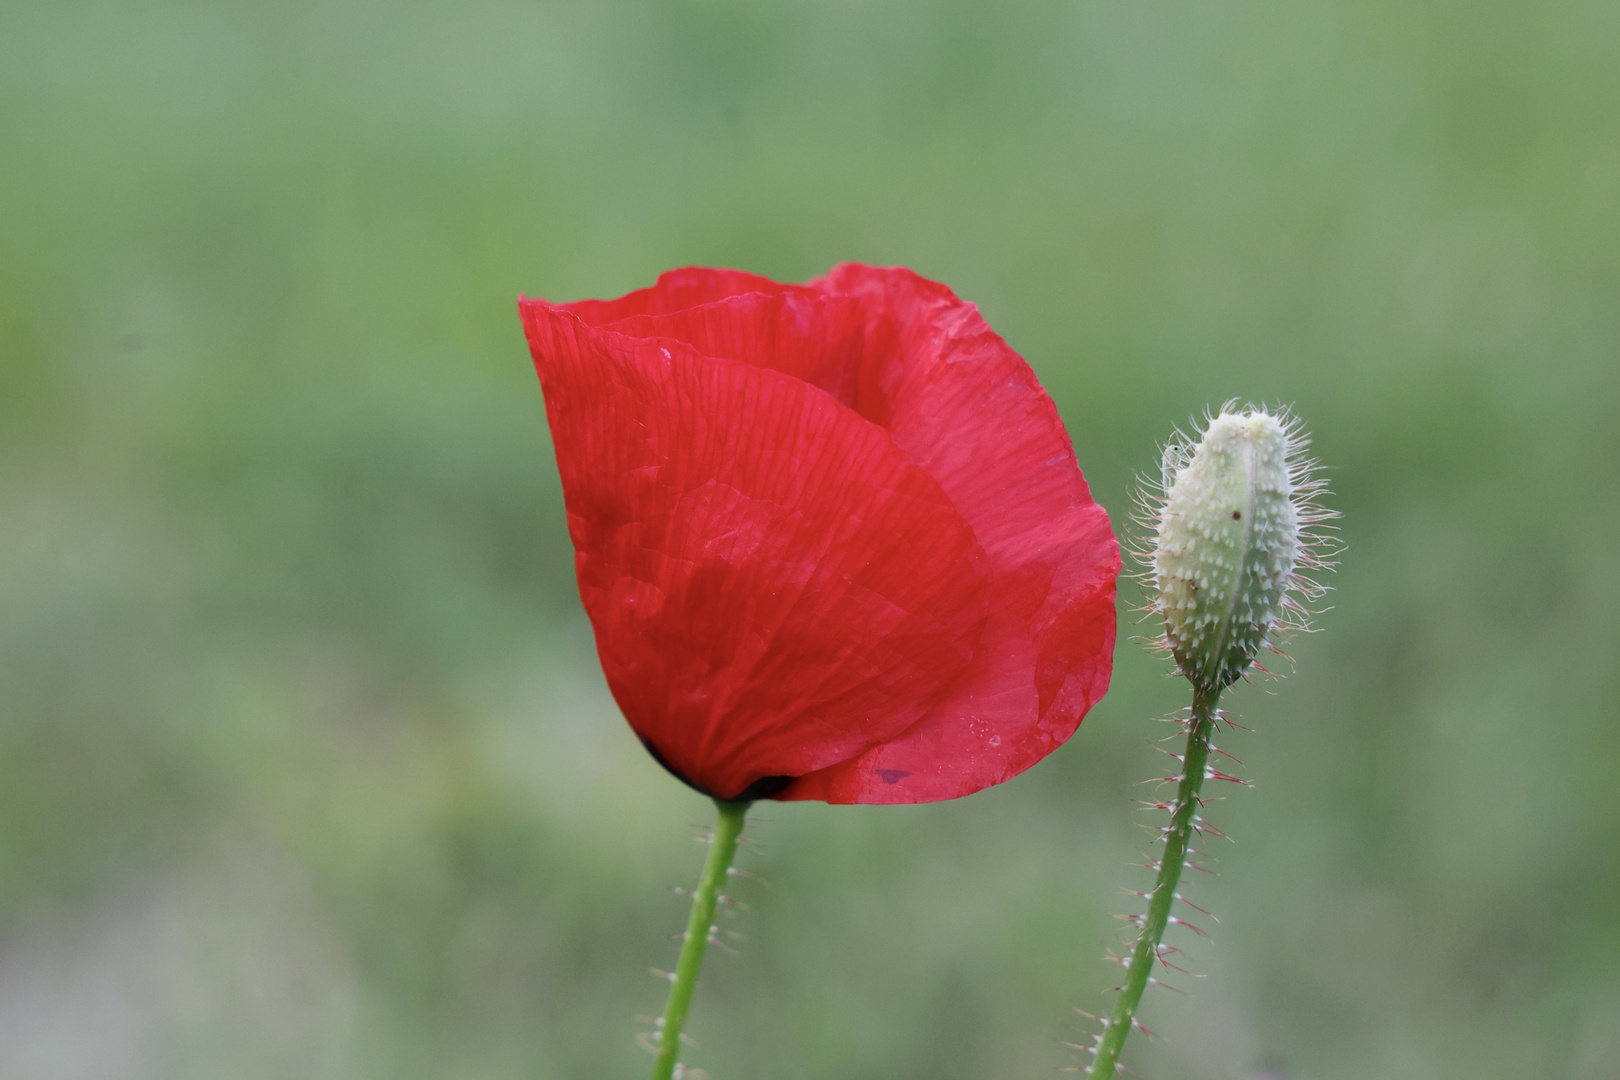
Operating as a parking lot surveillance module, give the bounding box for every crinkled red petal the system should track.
[781,265,1119,803]
[560,267,804,326]
[520,264,1118,805]
[521,297,991,802]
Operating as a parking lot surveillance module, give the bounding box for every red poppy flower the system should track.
[519,264,1118,804]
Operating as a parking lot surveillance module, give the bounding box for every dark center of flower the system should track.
[640,736,796,802]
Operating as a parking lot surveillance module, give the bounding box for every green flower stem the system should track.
[1089,685,1222,1079]
[650,798,750,1080]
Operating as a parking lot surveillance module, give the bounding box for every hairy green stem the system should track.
[650,798,749,1080]
[1089,686,1222,1079]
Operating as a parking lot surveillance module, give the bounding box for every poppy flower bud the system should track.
[1150,406,1332,693]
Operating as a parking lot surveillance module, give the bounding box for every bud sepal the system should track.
[1140,405,1337,694]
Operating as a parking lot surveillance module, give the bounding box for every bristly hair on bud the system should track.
[1133,403,1339,694]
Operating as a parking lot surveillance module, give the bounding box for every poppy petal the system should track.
[521,299,992,802]
[780,265,1119,803]
[597,291,877,418]
[561,267,802,326]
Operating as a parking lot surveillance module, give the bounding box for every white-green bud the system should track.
[1149,407,1333,693]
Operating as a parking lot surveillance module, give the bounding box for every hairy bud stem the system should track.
[1087,687,1220,1079]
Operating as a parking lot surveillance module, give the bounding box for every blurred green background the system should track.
[2,0,1617,1077]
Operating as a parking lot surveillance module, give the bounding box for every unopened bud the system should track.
[1150,406,1332,692]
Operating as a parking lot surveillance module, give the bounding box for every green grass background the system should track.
[3,1,1618,1077]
